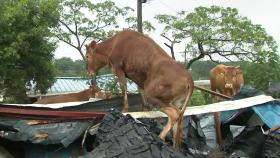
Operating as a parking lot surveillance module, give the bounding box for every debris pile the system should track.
[80,109,189,158]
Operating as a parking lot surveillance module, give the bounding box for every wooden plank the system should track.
[0,107,106,119]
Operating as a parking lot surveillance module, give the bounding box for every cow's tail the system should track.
[174,83,193,148]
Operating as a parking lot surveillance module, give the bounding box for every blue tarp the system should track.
[221,101,280,134]
[220,109,240,123]
[252,102,280,132]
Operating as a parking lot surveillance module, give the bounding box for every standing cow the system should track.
[210,64,244,145]
[86,30,194,148]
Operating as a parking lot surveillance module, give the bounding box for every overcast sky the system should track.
[54,0,280,60]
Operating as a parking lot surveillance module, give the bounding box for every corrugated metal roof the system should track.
[28,75,210,97]
[48,77,89,94]
[27,77,89,96]
[28,75,138,97]
[96,74,138,93]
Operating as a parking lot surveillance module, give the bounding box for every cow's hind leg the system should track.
[158,106,180,141]
[146,97,180,143]
[172,84,193,148]
[138,87,149,111]
[144,81,183,148]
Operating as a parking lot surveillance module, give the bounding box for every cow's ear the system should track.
[90,40,97,48]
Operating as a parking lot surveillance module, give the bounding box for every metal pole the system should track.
[137,0,143,33]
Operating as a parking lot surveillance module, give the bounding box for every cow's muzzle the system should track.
[87,71,95,77]
[225,83,233,88]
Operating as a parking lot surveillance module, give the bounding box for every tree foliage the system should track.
[189,60,248,80]
[0,0,60,103]
[54,0,155,62]
[124,16,155,33]
[188,60,217,80]
[54,57,86,77]
[155,6,280,91]
[155,6,278,69]
[244,53,280,91]
[54,57,112,77]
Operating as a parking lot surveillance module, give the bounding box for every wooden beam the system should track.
[194,84,232,100]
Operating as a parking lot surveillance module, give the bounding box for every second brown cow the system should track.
[210,64,244,101]
[34,85,108,104]
[210,64,244,145]
[86,30,194,148]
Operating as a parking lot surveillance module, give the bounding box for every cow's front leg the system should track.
[214,112,224,145]
[113,68,129,112]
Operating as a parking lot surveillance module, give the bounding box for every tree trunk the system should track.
[186,42,205,69]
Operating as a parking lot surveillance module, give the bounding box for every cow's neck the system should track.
[98,38,114,57]
[97,39,114,66]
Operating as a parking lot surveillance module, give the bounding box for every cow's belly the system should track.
[125,71,147,88]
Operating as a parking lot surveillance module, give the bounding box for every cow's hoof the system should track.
[159,134,166,141]
[122,108,128,113]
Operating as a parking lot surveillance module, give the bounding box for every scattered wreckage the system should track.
[0,86,279,158]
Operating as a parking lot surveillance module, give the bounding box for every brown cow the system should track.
[34,85,109,104]
[210,64,244,145]
[86,30,194,148]
[210,64,244,101]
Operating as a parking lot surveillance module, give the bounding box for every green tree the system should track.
[54,0,154,62]
[155,6,278,69]
[73,59,87,76]
[189,60,217,80]
[189,60,249,80]
[54,0,120,61]
[54,0,155,94]
[54,57,87,77]
[124,16,155,33]
[244,53,280,91]
[0,0,60,103]
[54,57,75,76]
[190,90,207,106]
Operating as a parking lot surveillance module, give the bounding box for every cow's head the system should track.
[222,66,242,96]
[85,40,108,77]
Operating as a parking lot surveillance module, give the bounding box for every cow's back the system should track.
[109,30,186,87]
[34,89,91,104]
